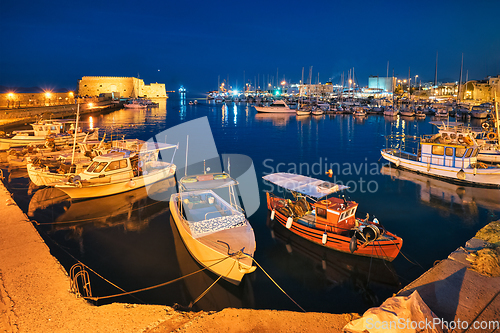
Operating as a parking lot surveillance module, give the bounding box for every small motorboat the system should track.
[263,173,403,261]
[55,141,177,199]
[170,172,256,285]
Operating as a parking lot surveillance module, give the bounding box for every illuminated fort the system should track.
[77,76,167,98]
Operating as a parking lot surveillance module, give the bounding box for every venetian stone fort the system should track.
[77,76,167,99]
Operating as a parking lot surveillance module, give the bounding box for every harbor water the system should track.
[2,95,499,314]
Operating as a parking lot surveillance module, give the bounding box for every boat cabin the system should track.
[80,151,135,182]
[419,142,479,168]
[312,197,358,234]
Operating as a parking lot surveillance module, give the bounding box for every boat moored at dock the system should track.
[55,141,177,199]
[381,134,500,187]
[169,172,256,285]
[254,99,295,113]
[263,173,403,261]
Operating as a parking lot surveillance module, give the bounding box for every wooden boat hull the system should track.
[55,166,176,199]
[266,194,402,262]
[381,149,500,187]
[169,193,256,285]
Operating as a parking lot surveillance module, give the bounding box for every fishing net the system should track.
[468,221,500,277]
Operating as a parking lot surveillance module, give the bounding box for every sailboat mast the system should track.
[71,103,80,165]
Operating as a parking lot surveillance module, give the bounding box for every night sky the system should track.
[1,0,499,94]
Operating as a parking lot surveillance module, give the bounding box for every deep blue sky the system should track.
[1,0,499,94]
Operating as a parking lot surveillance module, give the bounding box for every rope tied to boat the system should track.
[242,253,306,313]
[83,253,235,302]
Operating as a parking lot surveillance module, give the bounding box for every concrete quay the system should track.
[397,222,500,332]
[0,102,123,129]
[0,181,176,333]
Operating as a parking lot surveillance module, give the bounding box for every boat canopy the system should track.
[139,142,177,152]
[263,173,349,199]
[179,173,238,191]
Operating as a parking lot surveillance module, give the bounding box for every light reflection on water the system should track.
[3,96,499,314]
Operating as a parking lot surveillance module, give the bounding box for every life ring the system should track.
[463,137,473,145]
[213,174,228,180]
[320,200,330,205]
[482,122,490,130]
[182,177,198,183]
[487,132,497,140]
[457,135,465,144]
[443,136,451,143]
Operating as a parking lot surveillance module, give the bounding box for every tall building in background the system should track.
[368,76,394,92]
[77,76,167,98]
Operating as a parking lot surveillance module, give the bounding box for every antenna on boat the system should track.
[184,135,189,177]
[203,159,206,174]
[71,103,80,165]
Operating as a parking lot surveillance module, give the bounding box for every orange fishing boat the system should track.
[263,173,402,261]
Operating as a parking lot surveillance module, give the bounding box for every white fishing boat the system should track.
[26,138,143,187]
[311,107,325,116]
[381,134,500,186]
[124,99,147,109]
[254,99,295,113]
[0,118,97,150]
[54,141,177,199]
[352,107,367,117]
[169,172,256,285]
[296,109,311,116]
[470,105,490,119]
[399,108,415,117]
[429,120,500,163]
[383,107,398,116]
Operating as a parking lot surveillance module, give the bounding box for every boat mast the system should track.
[184,135,189,177]
[71,103,80,165]
[495,92,500,146]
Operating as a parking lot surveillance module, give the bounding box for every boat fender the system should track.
[457,169,466,180]
[395,159,400,167]
[349,234,357,253]
[463,136,473,145]
[128,180,136,188]
[286,216,293,229]
[270,209,275,220]
[427,163,431,172]
[321,259,327,271]
[322,232,327,245]
[286,243,292,254]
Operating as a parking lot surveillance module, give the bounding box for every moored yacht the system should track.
[254,99,295,113]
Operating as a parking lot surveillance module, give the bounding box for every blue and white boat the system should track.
[381,134,500,187]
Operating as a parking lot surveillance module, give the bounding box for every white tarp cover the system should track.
[344,291,445,333]
[262,173,349,199]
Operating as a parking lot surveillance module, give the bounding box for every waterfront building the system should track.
[77,76,167,99]
[368,76,395,93]
[463,75,500,103]
[298,84,334,97]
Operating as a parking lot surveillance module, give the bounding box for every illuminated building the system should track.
[77,76,167,98]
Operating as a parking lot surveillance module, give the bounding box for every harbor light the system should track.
[89,116,93,130]
[8,93,14,98]
[88,102,94,108]
[45,92,52,98]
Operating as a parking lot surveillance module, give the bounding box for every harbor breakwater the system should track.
[0,102,123,129]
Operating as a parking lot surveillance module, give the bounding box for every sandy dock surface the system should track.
[0,182,355,332]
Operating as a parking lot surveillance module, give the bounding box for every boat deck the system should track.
[384,148,419,161]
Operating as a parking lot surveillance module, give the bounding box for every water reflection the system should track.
[267,216,400,308]
[254,113,294,126]
[169,216,255,311]
[381,165,500,222]
[29,178,177,250]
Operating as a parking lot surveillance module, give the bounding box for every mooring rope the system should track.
[84,254,234,301]
[248,255,306,313]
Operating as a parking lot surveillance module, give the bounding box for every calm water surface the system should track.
[4,95,499,314]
